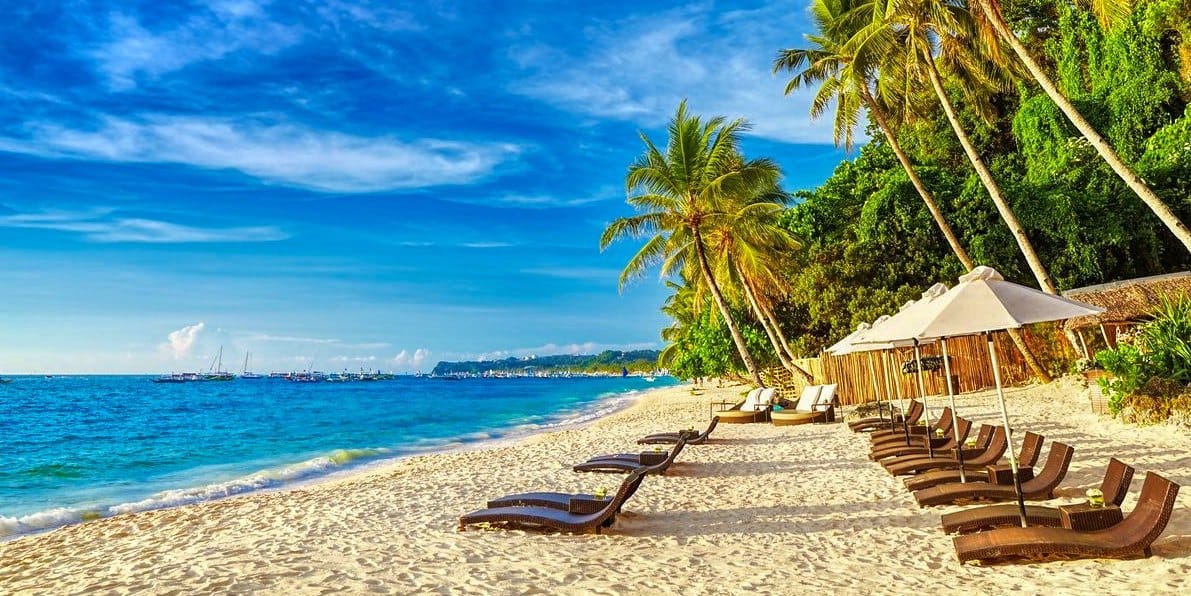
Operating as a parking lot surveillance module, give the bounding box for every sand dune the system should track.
[1,377,1188,594]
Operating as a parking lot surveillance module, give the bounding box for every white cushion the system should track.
[816,384,837,407]
[794,385,821,412]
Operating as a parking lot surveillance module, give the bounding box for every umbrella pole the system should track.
[912,340,934,458]
[884,350,906,437]
[941,338,965,481]
[866,352,884,422]
[987,331,1028,527]
[889,350,910,443]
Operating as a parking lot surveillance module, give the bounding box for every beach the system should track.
[1,378,1188,594]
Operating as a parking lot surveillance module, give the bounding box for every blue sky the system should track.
[0,1,845,374]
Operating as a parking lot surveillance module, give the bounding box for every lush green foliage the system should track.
[1095,294,1191,415]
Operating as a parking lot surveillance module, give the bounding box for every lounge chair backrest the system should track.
[583,468,649,527]
[971,424,993,449]
[950,417,973,445]
[698,417,720,440]
[794,385,821,412]
[1018,431,1044,467]
[1107,472,1180,552]
[1102,458,1136,507]
[903,400,925,425]
[740,388,763,410]
[1022,442,1074,495]
[816,384,837,407]
[753,388,776,411]
[934,407,954,433]
[970,426,1008,465]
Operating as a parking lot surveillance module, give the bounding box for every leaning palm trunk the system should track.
[758,298,802,372]
[864,86,1050,381]
[923,55,1059,382]
[862,87,974,270]
[922,54,1058,295]
[694,232,765,386]
[742,278,814,382]
[974,1,1191,254]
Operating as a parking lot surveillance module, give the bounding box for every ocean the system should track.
[0,374,676,538]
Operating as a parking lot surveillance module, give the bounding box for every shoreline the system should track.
[2,378,1188,593]
[0,381,667,542]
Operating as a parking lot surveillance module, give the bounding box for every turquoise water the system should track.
[0,375,676,537]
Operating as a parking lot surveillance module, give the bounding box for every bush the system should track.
[1094,293,1191,418]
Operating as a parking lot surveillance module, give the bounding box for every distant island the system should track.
[430,350,661,377]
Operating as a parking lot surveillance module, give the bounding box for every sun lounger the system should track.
[484,463,652,518]
[953,472,1180,563]
[852,400,923,433]
[884,425,1006,476]
[638,416,719,445]
[914,442,1074,507]
[459,469,647,534]
[717,388,774,424]
[869,416,971,461]
[771,384,838,426]
[940,458,1135,534]
[903,431,1044,492]
[864,401,926,441]
[869,407,954,449]
[573,439,687,474]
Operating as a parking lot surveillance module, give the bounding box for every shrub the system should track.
[1094,293,1191,417]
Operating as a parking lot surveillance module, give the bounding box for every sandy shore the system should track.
[1,378,1189,594]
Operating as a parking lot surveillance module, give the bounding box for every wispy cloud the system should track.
[461,242,514,249]
[0,115,523,193]
[92,1,302,90]
[521,267,622,281]
[160,322,205,359]
[240,334,389,350]
[507,5,828,144]
[0,209,287,243]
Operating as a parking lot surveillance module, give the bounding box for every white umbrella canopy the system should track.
[863,267,1103,343]
[825,322,870,356]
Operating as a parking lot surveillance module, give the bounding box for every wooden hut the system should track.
[1062,272,1191,353]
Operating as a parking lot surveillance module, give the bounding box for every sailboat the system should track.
[204,346,235,381]
[239,351,263,380]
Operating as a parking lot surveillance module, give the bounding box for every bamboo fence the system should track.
[792,327,1078,407]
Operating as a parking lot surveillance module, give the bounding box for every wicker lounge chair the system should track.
[883,425,1006,476]
[459,469,647,534]
[940,458,1135,535]
[637,416,719,445]
[853,400,923,434]
[717,388,775,424]
[869,407,954,450]
[484,460,656,516]
[848,401,907,432]
[914,442,1074,507]
[869,416,971,462]
[573,439,687,474]
[864,401,926,441]
[953,472,1180,564]
[903,431,1045,492]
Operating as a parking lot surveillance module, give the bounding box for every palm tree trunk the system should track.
[693,230,764,386]
[977,1,1191,254]
[742,277,814,382]
[862,87,975,270]
[923,53,1055,383]
[922,53,1058,295]
[758,299,800,369]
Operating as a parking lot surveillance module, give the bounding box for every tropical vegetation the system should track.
[603,0,1191,389]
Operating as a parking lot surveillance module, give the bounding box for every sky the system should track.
[0,0,846,374]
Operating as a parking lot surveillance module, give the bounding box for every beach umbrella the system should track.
[863,266,1104,526]
[826,323,892,421]
[833,316,907,430]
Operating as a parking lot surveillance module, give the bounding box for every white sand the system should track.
[1,378,1188,594]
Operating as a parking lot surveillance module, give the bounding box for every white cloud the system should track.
[0,209,287,243]
[0,115,522,193]
[93,1,301,90]
[160,323,205,360]
[521,267,622,281]
[507,5,833,144]
[392,348,430,370]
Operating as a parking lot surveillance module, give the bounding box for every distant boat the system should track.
[240,351,263,380]
[152,373,186,384]
[644,376,656,382]
[0,377,12,384]
[204,346,235,381]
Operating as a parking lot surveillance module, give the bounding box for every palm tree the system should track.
[704,179,815,381]
[969,0,1191,253]
[776,0,1050,382]
[848,0,1060,295]
[774,0,975,271]
[601,101,779,387]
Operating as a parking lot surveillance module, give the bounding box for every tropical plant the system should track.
[601,101,781,386]
[969,0,1191,254]
[1095,293,1191,415]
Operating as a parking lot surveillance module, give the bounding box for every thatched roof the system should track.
[1061,271,1191,329]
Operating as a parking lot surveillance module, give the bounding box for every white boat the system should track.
[240,351,263,379]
